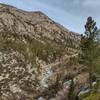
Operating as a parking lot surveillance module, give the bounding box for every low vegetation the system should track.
[83,93,100,100]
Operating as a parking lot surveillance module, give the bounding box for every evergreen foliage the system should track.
[79,17,100,90]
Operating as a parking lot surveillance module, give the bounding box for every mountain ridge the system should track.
[0,3,80,100]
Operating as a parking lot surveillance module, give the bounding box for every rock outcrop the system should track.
[0,3,80,100]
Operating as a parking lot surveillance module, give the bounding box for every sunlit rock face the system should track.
[0,50,37,100]
[0,3,80,100]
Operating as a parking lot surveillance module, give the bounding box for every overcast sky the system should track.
[0,0,100,33]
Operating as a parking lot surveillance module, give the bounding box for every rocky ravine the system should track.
[0,3,80,100]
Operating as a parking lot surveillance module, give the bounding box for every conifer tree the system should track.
[80,17,100,90]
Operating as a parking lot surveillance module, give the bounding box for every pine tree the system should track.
[80,17,100,90]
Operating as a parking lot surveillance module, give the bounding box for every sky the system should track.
[0,0,100,34]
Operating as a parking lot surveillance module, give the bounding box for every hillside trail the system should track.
[44,53,78,68]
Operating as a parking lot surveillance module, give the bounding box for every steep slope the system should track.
[0,3,80,48]
[0,3,80,100]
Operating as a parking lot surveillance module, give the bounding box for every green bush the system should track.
[83,93,100,100]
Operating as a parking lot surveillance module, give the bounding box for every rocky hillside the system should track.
[0,3,80,100]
